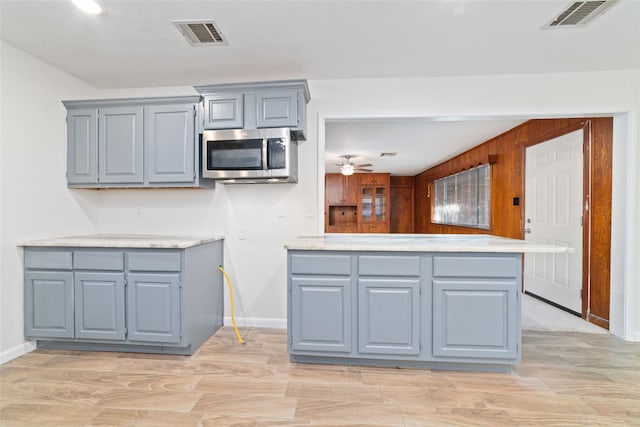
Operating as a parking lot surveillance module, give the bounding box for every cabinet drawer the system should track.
[290,254,351,275]
[128,252,181,272]
[433,256,518,278]
[25,250,73,270]
[74,251,124,271]
[358,255,420,276]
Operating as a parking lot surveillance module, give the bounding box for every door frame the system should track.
[522,120,606,327]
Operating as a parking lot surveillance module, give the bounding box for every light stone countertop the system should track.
[284,233,572,253]
[17,234,224,249]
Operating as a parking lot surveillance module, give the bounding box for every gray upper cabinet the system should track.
[99,106,144,184]
[203,93,243,129]
[145,103,196,183]
[256,89,299,128]
[63,96,212,189]
[195,80,310,140]
[67,108,98,184]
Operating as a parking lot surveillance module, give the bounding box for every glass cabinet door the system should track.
[375,187,386,221]
[361,187,373,222]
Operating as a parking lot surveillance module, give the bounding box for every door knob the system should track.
[525,228,532,234]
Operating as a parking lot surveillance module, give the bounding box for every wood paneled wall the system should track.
[414,118,613,326]
[390,176,415,233]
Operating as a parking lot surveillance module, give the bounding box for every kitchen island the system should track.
[19,234,224,355]
[284,234,569,372]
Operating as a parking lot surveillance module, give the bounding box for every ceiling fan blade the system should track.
[356,168,373,172]
[356,163,373,167]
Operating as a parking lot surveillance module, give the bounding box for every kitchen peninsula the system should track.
[285,234,569,372]
[19,234,224,355]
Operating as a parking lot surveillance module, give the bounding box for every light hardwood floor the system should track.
[1,327,639,426]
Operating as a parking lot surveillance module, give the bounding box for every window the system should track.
[432,164,490,229]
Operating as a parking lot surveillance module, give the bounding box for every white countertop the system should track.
[18,234,224,249]
[284,234,572,253]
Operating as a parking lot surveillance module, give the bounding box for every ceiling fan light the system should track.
[341,164,355,176]
[72,0,102,15]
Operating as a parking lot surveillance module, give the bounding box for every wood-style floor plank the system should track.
[1,327,639,426]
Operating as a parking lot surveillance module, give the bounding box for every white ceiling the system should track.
[1,0,638,175]
[325,117,527,176]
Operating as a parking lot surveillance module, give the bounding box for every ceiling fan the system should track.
[336,155,373,176]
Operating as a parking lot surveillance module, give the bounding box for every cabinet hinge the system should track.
[288,336,292,345]
[516,342,519,352]
[193,105,197,117]
[419,286,422,295]
[419,339,422,350]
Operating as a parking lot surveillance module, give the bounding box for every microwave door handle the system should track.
[262,138,268,170]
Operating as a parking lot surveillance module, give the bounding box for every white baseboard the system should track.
[223,316,286,329]
[1,341,37,365]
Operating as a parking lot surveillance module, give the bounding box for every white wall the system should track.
[0,41,103,361]
[1,43,639,362]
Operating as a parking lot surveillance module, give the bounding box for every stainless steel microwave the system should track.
[202,128,298,183]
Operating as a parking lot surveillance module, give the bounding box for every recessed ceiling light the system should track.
[72,0,102,15]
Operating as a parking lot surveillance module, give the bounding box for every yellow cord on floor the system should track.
[218,266,245,344]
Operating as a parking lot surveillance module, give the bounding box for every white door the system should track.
[524,129,583,314]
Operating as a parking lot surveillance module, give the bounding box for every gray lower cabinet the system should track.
[63,96,211,188]
[127,273,180,343]
[74,272,125,340]
[432,280,518,359]
[290,276,352,353]
[288,250,522,372]
[24,240,224,354]
[25,271,74,338]
[358,278,420,356]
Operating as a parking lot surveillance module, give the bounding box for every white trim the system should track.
[0,341,37,365]
[223,316,286,329]
[317,112,327,234]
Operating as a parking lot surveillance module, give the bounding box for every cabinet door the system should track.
[67,108,98,184]
[256,90,298,128]
[145,104,195,183]
[25,271,74,338]
[74,272,125,340]
[127,273,180,343]
[98,106,144,184]
[432,280,518,359]
[203,93,243,129]
[358,278,420,356]
[290,277,352,353]
[325,173,345,204]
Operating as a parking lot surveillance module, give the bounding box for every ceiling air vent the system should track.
[544,0,620,28]
[173,20,227,46]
